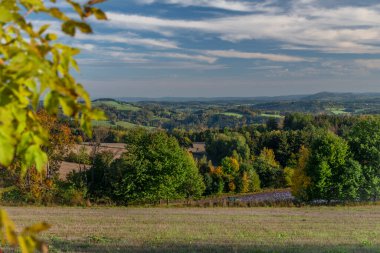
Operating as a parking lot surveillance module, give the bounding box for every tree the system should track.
[86,151,114,199]
[240,163,261,192]
[206,132,250,164]
[221,157,239,175]
[108,130,205,204]
[283,113,313,130]
[208,166,224,195]
[37,110,75,179]
[283,167,294,187]
[0,0,107,251]
[305,132,362,202]
[346,118,380,201]
[291,146,311,201]
[254,148,283,188]
[266,118,279,131]
[179,153,206,199]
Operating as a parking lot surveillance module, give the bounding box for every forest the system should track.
[1,109,379,206]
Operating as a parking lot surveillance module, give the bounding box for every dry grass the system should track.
[4,206,380,252]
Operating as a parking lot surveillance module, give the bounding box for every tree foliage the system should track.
[346,118,380,201]
[108,130,205,204]
[0,0,106,173]
[297,132,363,202]
[291,146,311,201]
[253,148,283,188]
[0,0,107,252]
[206,132,250,164]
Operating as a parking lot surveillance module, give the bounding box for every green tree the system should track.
[109,131,205,204]
[179,153,206,199]
[87,151,114,199]
[306,132,362,202]
[346,118,380,201]
[206,132,250,164]
[283,113,313,130]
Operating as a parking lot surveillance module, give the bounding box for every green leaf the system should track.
[43,91,59,114]
[45,33,57,41]
[68,0,83,17]
[75,21,93,34]
[0,131,15,166]
[59,96,75,116]
[93,8,107,20]
[0,7,13,23]
[38,24,50,35]
[25,145,47,171]
[49,7,66,20]
[62,20,76,36]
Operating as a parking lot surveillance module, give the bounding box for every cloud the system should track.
[103,2,380,54]
[135,0,275,12]
[355,59,380,70]
[76,33,179,49]
[77,44,218,65]
[151,52,217,63]
[132,61,227,70]
[205,50,309,62]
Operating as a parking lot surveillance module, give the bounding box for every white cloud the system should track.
[355,59,380,70]
[152,52,217,63]
[76,33,179,49]
[133,61,227,70]
[135,0,276,12]
[77,44,218,65]
[103,2,380,54]
[205,50,308,62]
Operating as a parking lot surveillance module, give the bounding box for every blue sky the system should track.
[39,0,380,97]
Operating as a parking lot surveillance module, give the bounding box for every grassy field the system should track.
[115,121,155,130]
[91,120,155,130]
[92,100,141,111]
[325,107,349,115]
[4,206,380,253]
[260,113,284,119]
[221,112,244,118]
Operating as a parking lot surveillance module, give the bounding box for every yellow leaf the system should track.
[22,222,51,235]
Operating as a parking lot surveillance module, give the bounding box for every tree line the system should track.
[1,112,379,205]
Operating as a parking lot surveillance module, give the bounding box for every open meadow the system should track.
[4,206,380,253]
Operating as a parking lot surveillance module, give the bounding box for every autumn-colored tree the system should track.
[37,110,75,179]
[283,167,295,187]
[235,171,249,193]
[239,163,261,192]
[221,157,240,175]
[208,166,224,194]
[291,146,311,201]
[254,148,283,188]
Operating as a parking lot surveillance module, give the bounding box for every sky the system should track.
[36,0,380,97]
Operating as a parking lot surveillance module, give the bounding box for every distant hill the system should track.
[301,92,380,102]
[94,92,380,103]
[113,95,306,103]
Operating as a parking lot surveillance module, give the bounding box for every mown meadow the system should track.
[5,205,380,253]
